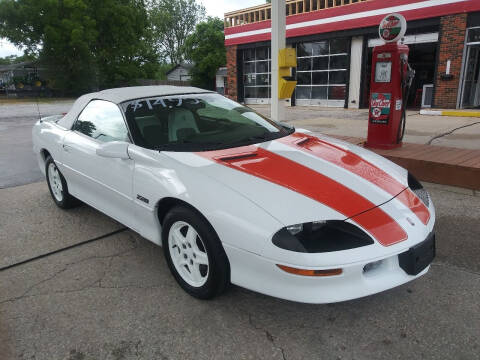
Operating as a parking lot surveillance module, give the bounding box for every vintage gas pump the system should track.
[366,13,415,149]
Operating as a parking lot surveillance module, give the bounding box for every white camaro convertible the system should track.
[32,86,435,303]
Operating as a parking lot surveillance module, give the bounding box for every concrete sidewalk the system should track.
[251,105,480,150]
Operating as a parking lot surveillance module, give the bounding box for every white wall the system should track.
[216,75,225,88]
[348,36,363,109]
[167,66,191,81]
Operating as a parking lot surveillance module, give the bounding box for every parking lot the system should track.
[1,100,479,359]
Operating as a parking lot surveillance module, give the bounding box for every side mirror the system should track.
[96,141,130,160]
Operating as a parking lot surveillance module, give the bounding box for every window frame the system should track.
[295,38,349,105]
[243,46,272,100]
[72,99,133,144]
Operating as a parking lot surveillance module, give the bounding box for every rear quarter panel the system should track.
[32,119,68,175]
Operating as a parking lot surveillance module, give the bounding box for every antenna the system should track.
[35,95,42,121]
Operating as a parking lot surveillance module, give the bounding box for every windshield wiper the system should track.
[246,132,274,141]
[223,133,272,148]
[280,123,295,132]
[154,141,226,152]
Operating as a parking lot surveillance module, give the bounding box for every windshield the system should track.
[121,93,294,151]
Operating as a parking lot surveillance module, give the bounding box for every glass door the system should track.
[243,47,271,105]
[295,38,349,107]
[461,45,480,108]
[461,27,480,108]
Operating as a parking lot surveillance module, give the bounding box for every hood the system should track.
[164,133,410,227]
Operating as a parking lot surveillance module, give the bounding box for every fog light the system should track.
[363,260,383,273]
[277,264,342,277]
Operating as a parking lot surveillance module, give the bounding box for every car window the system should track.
[121,93,293,151]
[73,100,129,142]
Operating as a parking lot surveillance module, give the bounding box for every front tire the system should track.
[45,156,79,209]
[162,205,230,299]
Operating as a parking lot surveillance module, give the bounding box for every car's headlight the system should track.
[273,220,374,253]
[408,172,429,207]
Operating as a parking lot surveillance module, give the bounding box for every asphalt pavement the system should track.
[0,100,73,188]
[1,100,479,359]
[1,181,479,360]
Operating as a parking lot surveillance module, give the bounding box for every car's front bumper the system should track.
[224,234,435,304]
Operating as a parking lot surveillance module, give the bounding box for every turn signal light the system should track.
[276,264,342,277]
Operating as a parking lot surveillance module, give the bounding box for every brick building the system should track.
[224,0,480,109]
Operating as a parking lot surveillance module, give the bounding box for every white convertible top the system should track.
[57,85,212,129]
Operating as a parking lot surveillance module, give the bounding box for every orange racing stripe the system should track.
[278,133,430,225]
[197,145,407,246]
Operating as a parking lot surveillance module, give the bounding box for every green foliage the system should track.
[0,0,158,94]
[0,53,36,65]
[90,0,158,89]
[184,17,225,90]
[149,0,205,65]
[155,63,175,80]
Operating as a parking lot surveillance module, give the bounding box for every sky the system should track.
[0,0,264,58]
[199,0,264,18]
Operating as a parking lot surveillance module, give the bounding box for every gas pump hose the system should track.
[397,62,414,143]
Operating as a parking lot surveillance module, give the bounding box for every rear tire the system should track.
[45,156,79,209]
[162,205,230,299]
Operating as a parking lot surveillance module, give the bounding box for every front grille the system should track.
[413,188,430,207]
[408,172,429,207]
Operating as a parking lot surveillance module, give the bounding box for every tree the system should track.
[149,0,205,65]
[0,0,158,94]
[0,0,97,93]
[90,0,159,88]
[184,17,225,90]
[0,54,36,65]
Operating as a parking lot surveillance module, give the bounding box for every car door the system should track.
[61,99,136,229]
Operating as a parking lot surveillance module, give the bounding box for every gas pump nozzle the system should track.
[400,54,415,88]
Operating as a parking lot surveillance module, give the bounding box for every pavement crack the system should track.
[0,227,128,272]
[1,283,164,305]
[0,245,138,306]
[99,256,115,288]
[426,121,480,145]
[248,314,288,360]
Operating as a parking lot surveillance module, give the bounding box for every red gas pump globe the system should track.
[379,13,407,43]
[366,14,409,150]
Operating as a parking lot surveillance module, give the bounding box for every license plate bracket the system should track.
[398,233,435,276]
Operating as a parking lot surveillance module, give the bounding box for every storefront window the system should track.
[295,38,348,106]
[467,28,480,44]
[460,27,480,108]
[243,47,271,102]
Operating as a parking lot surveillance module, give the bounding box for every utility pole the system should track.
[271,0,286,122]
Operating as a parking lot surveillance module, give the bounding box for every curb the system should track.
[420,109,480,117]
